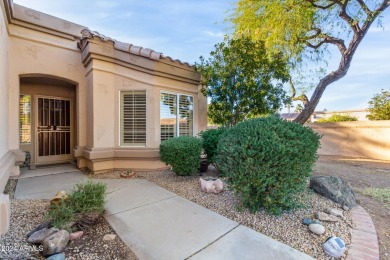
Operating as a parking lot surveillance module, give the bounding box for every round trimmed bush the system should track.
[216,116,321,215]
[160,136,202,176]
[199,127,227,164]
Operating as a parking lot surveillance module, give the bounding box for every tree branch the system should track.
[289,76,309,106]
[329,0,361,33]
[305,32,346,54]
[293,0,390,124]
[356,0,371,15]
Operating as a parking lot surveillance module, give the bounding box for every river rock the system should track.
[69,231,84,240]
[309,224,325,235]
[310,176,356,208]
[312,219,322,225]
[42,230,69,256]
[200,178,224,194]
[103,234,117,241]
[324,208,343,217]
[302,218,312,225]
[46,253,65,260]
[316,212,339,222]
[28,227,59,244]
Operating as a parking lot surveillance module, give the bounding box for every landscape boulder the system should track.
[42,230,69,256]
[200,178,224,194]
[27,219,52,237]
[310,176,356,208]
[27,227,58,244]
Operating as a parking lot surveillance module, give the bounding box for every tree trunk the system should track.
[293,0,390,124]
[293,70,347,124]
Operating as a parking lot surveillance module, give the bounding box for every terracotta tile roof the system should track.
[80,29,193,67]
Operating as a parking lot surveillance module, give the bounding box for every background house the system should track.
[280,109,369,122]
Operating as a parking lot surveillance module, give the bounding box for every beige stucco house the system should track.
[0,0,207,233]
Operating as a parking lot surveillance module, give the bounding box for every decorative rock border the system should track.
[346,205,380,260]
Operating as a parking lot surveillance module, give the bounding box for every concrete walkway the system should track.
[15,166,314,260]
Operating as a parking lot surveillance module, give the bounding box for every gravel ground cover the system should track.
[1,186,138,259]
[89,170,352,260]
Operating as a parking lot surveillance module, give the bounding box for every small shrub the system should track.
[46,180,107,231]
[316,114,357,123]
[216,116,321,215]
[199,127,227,164]
[66,181,106,214]
[46,201,75,231]
[160,136,202,176]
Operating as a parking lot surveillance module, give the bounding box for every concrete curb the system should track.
[346,205,380,260]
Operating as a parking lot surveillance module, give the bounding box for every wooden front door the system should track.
[36,96,73,163]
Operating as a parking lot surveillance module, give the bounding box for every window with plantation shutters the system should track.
[160,92,193,142]
[121,91,146,146]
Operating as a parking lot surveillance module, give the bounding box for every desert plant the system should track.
[199,128,227,164]
[46,180,107,231]
[46,201,75,231]
[216,116,321,215]
[316,114,357,123]
[66,181,106,214]
[160,136,202,176]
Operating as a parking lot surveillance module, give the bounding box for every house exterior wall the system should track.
[8,25,87,154]
[0,0,9,161]
[313,109,369,121]
[308,121,390,161]
[0,0,12,236]
[2,1,206,174]
[78,38,204,172]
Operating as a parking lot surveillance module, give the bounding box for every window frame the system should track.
[120,90,147,147]
[160,91,194,142]
[19,94,32,145]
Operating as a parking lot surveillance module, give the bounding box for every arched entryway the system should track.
[19,75,77,167]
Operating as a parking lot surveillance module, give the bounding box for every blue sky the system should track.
[14,0,390,112]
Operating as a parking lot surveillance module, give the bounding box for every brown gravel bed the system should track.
[0,199,137,260]
[89,170,353,260]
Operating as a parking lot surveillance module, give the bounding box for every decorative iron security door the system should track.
[36,97,72,163]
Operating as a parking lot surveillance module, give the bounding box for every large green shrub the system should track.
[46,180,106,231]
[160,136,202,176]
[216,116,321,215]
[199,128,227,164]
[316,114,357,123]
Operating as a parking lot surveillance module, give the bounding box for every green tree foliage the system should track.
[199,128,227,164]
[230,0,390,124]
[366,89,390,120]
[196,36,289,127]
[316,114,358,123]
[295,104,304,113]
[216,116,321,215]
